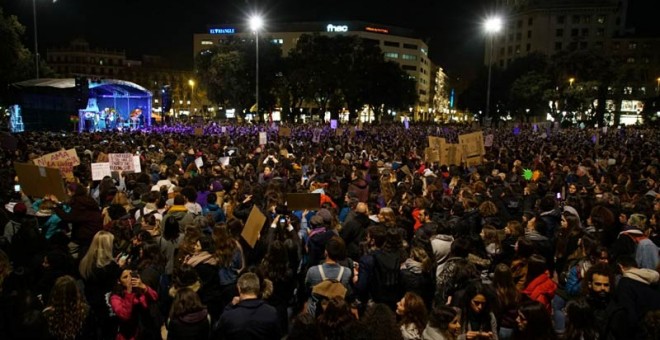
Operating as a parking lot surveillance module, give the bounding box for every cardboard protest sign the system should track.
[428,136,443,149]
[458,131,485,165]
[33,149,80,179]
[241,205,267,248]
[107,153,135,172]
[279,149,289,157]
[425,147,439,163]
[15,163,68,202]
[442,142,463,166]
[194,127,204,136]
[286,193,321,211]
[91,163,112,181]
[259,132,268,145]
[278,127,291,137]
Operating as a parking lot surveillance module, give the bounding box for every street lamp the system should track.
[249,15,263,119]
[31,0,57,79]
[188,79,195,114]
[484,16,502,126]
[656,77,660,94]
[569,77,575,87]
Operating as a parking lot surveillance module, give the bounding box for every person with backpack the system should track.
[611,213,659,269]
[355,225,403,311]
[304,236,352,315]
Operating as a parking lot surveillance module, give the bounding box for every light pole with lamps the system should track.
[484,16,502,126]
[188,79,195,114]
[249,15,263,119]
[569,77,575,87]
[31,0,57,79]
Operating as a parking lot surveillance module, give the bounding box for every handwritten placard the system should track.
[108,153,135,172]
[91,163,112,181]
[33,149,80,179]
[259,132,267,145]
[132,156,142,173]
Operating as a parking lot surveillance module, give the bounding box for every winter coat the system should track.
[110,286,159,340]
[522,272,557,312]
[339,213,369,261]
[167,308,210,340]
[615,268,660,339]
[348,178,369,203]
[213,299,280,340]
[162,205,196,232]
[52,194,102,246]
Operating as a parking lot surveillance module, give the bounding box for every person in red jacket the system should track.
[110,269,159,340]
[522,254,557,312]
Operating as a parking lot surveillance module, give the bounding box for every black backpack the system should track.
[372,251,402,305]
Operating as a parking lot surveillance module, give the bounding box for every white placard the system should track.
[219,157,230,166]
[312,129,321,143]
[194,157,204,169]
[91,162,112,180]
[108,153,135,172]
[484,134,494,147]
[132,156,142,173]
[221,126,227,134]
[259,132,267,145]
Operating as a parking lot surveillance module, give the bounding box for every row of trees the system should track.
[459,49,656,127]
[195,34,418,122]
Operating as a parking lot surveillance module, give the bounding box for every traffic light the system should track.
[161,85,172,113]
[74,76,89,109]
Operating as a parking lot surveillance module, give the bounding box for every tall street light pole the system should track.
[32,0,40,79]
[31,0,58,79]
[484,16,502,126]
[249,15,263,120]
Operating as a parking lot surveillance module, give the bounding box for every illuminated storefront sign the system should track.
[365,26,389,34]
[209,28,236,34]
[327,24,349,32]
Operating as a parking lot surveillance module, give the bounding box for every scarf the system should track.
[185,251,218,267]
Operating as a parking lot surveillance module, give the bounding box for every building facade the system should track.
[193,21,433,114]
[488,0,627,68]
[46,39,126,78]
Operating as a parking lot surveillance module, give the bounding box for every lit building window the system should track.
[201,40,213,45]
[384,52,399,59]
[402,54,417,61]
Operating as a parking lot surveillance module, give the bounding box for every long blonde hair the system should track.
[79,231,115,280]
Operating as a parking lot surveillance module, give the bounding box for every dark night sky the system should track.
[2,0,655,80]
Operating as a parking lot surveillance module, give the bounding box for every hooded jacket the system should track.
[348,178,369,203]
[167,308,210,340]
[430,234,454,266]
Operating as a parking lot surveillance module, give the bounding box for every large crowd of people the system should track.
[0,121,659,340]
